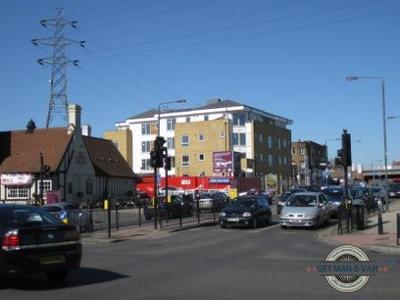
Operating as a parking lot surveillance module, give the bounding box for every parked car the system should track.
[0,204,82,281]
[219,195,272,228]
[277,188,307,214]
[388,184,400,198]
[239,189,272,205]
[198,192,228,211]
[159,186,185,196]
[280,192,331,229]
[322,187,345,218]
[144,195,193,220]
[42,203,91,233]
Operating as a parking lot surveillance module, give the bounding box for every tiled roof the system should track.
[82,136,136,178]
[0,128,72,173]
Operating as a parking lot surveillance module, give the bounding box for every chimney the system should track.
[26,119,36,133]
[68,104,81,134]
[81,124,92,136]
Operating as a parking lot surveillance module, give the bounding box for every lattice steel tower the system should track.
[32,8,85,128]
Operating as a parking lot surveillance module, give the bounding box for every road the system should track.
[2,212,400,299]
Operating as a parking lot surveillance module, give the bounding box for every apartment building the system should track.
[291,140,328,186]
[108,99,293,192]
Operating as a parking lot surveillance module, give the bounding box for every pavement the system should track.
[319,198,400,254]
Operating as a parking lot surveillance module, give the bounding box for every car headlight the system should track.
[242,212,252,217]
[219,212,226,217]
[278,201,284,206]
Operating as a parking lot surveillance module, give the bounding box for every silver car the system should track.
[280,192,331,229]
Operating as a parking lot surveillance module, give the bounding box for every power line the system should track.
[82,0,387,59]
[84,0,217,30]
[88,0,309,43]
[83,10,399,61]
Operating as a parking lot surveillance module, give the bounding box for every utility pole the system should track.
[32,8,85,128]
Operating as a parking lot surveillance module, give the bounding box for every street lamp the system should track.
[158,99,186,137]
[346,75,389,211]
[388,115,400,120]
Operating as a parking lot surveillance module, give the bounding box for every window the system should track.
[268,155,273,167]
[300,148,305,155]
[278,156,282,165]
[258,133,263,143]
[259,153,263,161]
[141,141,152,153]
[292,147,295,155]
[86,179,93,195]
[284,157,287,165]
[278,138,281,150]
[220,131,225,139]
[233,114,245,126]
[204,115,209,121]
[113,142,119,150]
[233,133,246,146]
[198,153,205,161]
[167,118,176,130]
[181,135,189,146]
[6,186,29,199]
[167,137,175,149]
[68,182,73,194]
[171,156,176,168]
[198,133,205,142]
[268,136,273,148]
[40,180,52,193]
[283,139,287,148]
[141,123,151,135]
[186,117,190,123]
[141,159,151,170]
[182,155,189,167]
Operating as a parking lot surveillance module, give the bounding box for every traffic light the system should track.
[341,130,352,167]
[335,149,343,167]
[151,136,167,168]
[150,150,157,168]
[164,156,171,171]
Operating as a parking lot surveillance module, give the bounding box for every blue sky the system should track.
[0,0,399,168]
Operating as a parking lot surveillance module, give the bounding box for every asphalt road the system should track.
[2,212,400,300]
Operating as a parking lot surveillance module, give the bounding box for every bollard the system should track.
[378,211,384,235]
[179,204,183,227]
[138,204,142,227]
[89,207,94,233]
[115,203,119,230]
[397,213,400,246]
[104,199,111,239]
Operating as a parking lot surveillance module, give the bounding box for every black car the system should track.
[0,204,82,281]
[277,188,307,214]
[144,195,194,220]
[219,195,272,228]
[388,184,400,198]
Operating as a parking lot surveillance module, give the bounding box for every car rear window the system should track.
[0,206,62,227]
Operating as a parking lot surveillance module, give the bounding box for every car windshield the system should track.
[228,198,256,208]
[281,192,294,201]
[286,195,317,207]
[200,193,213,199]
[350,189,363,199]
[0,206,62,227]
[323,189,343,198]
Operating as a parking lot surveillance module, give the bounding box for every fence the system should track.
[68,206,150,238]
[66,201,223,238]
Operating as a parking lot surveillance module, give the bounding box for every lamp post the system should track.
[153,99,186,229]
[346,75,389,212]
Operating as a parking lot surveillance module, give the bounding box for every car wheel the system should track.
[251,218,258,228]
[281,225,287,229]
[266,215,271,226]
[145,216,152,220]
[45,270,69,282]
[314,218,320,230]
[220,224,227,229]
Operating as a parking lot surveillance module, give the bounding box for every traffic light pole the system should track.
[343,164,350,233]
[153,165,158,230]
